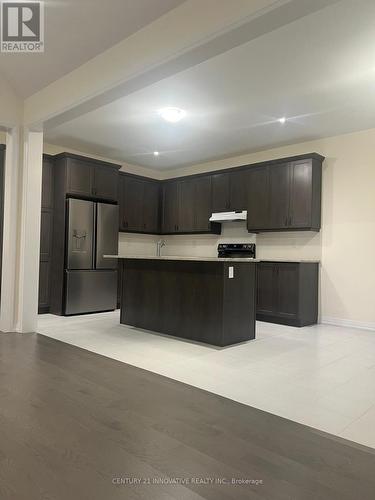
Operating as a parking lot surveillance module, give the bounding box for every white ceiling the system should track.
[45,0,375,170]
[0,0,185,97]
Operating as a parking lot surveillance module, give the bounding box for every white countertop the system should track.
[105,255,259,263]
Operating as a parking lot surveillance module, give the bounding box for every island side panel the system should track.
[120,259,162,332]
[222,262,257,346]
[121,259,224,345]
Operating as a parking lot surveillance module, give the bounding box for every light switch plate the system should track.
[228,266,234,279]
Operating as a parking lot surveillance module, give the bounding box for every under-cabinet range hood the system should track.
[209,210,247,223]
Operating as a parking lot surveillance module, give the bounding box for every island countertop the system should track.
[105,254,259,263]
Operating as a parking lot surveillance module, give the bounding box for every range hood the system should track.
[209,210,247,223]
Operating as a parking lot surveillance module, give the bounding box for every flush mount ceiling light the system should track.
[278,117,287,124]
[158,107,186,123]
[153,151,160,156]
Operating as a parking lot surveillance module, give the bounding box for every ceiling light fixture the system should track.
[158,107,186,123]
[278,117,286,124]
[153,151,160,156]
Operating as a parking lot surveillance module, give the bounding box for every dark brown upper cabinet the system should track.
[162,181,179,233]
[63,154,119,202]
[66,157,92,197]
[246,166,270,232]
[212,173,230,212]
[195,176,214,232]
[248,156,322,232]
[289,160,320,228]
[162,176,220,235]
[93,165,118,201]
[212,170,248,212]
[142,180,161,233]
[178,178,196,232]
[41,155,54,209]
[229,170,248,211]
[269,162,290,230]
[120,174,160,234]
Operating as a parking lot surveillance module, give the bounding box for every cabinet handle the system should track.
[285,216,288,226]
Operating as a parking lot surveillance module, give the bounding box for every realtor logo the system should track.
[1,1,44,52]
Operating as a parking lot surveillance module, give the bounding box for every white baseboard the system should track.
[321,316,375,332]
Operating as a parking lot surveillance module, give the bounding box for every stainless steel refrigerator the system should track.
[64,198,119,315]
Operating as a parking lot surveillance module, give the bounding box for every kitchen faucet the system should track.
[156,239,166,257]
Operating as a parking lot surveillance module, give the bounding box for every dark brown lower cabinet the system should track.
[257,261,319,327]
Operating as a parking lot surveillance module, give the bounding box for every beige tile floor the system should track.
[38,311,375,448]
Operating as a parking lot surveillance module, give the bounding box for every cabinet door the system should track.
[246,167,269,231]
[142,181,160,233]
[93,166,118,201]
[229,170,248,210]
[257,263,276,315]
[211,173,230,212]
[289,161,312,228]
[38,261,51,312]
[178,179,195,232]
[42,156,54,209]
[276,263,299,319]
[66,158,93,197]
[40,210,53,261]
[268,163,290,229]
[162,182,179,233]
[121,176,144,231]
[195,176,212,232]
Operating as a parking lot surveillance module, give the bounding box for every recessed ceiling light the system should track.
[153,151,160,156]
[158,107,186,123]
[278,117,286,124]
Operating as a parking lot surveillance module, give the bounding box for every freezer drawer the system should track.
[67,199,94,269]
[65,270,117,315]
[96,203,119,269]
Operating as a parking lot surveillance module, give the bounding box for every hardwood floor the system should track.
[0,333,374,500]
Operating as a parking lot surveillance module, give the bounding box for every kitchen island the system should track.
[109,256,258,347]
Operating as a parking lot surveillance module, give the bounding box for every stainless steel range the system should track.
[218,243,256,259]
